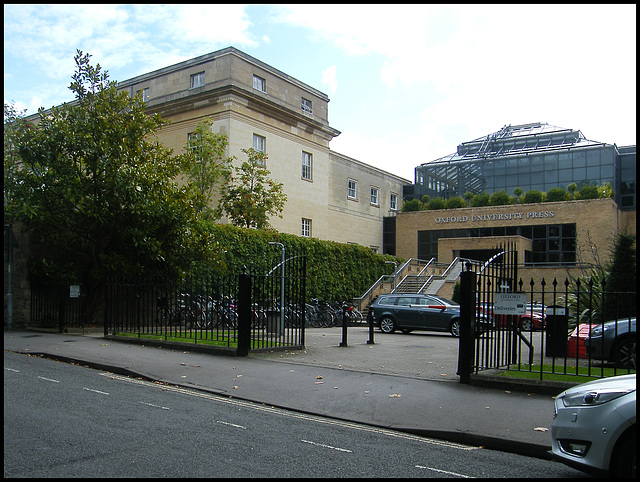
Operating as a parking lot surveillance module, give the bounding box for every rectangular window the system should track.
[370,187,379,206]
[253,134,266,153]
[348,179,357,199]
[137,87,149,102]
[190,72,205,89]
[301,218,312,237]
[302,151,312,180]
[390,193,398,211]
[301,97,312,114]
[253,74,266,92]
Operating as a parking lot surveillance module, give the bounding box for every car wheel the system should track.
[450,319,460,337]
[611,429,636,478]
[519,317,533,331]
[612,337,636,370]
[379,316,396,334]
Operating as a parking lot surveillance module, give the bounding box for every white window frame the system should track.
[253,74,266,92]
[190,72,205,89]
[370,186,379,206]
[253,133,266,153]
[348,179,357,200]
[301,151,312,180]
[301,218,312,237]
[301,97,313,114]
[137,87,149,102]
[390,193,398,211]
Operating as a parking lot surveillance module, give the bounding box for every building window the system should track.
[348,179,357,199]
[370,187,379,206]
[136,87,149,102]
[187,132,201,157]
[390,193,398,210]
[301,97,312,114]
[302,151,312,180]
[190,72,205,89]
[253,134,266,153]
[253,74,266,92]
[301,218,312,237]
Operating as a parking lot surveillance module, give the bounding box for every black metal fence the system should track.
[30,282,86,332]
[104,254,307,355]
[458,247,636,382]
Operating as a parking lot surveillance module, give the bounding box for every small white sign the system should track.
[493,292,527,315]
[69,285,81,298]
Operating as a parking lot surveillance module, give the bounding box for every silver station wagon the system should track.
[369,293,490,337]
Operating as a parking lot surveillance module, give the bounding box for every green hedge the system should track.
[207,224,402,302]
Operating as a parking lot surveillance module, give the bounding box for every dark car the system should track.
[584,317,636,369]
[369,293,491,337]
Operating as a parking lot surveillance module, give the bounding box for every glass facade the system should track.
[418,223,577,265]
[408,123,636,211]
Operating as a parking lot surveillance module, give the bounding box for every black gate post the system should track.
[237,266,251,357]
[458,262,476,384]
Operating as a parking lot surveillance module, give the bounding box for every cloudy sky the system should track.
[4,4,636,181]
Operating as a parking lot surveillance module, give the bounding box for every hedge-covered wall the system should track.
[209,224,402,302]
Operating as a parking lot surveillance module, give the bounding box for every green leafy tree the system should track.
[445,196,467,209]
[602,233,636,319]
[218,148,287,229]
[5,51,223,322]
[426,197,445,210]
[546,187,568,202]
[183,117,233,219]
[576,183,599,200]
[513,187,523,203]
[567,183,578,199]
[401,198,423,212]
[489,190,511,206]
[522,190,544,204]
[469,191,490,207]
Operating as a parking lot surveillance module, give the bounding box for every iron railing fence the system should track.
[104,254,307,354]
[468,275,636,380]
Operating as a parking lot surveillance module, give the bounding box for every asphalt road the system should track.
[4,351,586,478]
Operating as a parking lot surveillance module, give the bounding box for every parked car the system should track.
[550,374,636,477]
[584,317,636,369]
[369,294,491,337]
[476,301,545,331]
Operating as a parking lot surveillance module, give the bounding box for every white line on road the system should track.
[37,376,59,383]
[140,401,170,410]
[5,367,20,372]
[216,420,247,430]
[83,387,110,395]
[301,439,352,453]
[415,464,474,478]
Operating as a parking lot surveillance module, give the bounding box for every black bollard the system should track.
[340,304,348,346]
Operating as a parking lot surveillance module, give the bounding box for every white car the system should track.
[550,374,636,477]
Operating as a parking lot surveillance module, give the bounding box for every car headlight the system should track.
[561,388,634,407]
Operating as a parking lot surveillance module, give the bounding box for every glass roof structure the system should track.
[406,122,635,210]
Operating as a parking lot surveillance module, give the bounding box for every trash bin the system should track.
[545,305,568,357]
[267,310,281,335]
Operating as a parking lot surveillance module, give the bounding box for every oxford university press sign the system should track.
[434,210,555,224]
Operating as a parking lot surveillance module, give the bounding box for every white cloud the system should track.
[321,65,338,96]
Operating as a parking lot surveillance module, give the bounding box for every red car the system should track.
[477,302,545,331]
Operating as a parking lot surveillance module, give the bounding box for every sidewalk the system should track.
[4,327,564,459]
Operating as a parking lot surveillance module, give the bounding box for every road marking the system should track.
[301,439,352,453]
[37,376,59,383]
[415,465,474,478]
[139,401,170,410]
[5,367,20,372]
[216,420,247,430]
[83,387,109,395]
[102,373,477,451]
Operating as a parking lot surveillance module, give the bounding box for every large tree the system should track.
[183,117,233,220]
[217,148,287,229]
[5,51,223,321]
